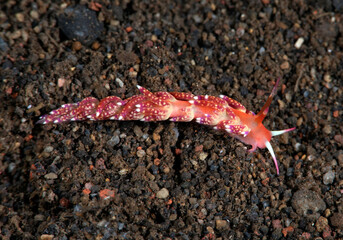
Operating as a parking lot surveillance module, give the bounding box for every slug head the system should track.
[255,79,295,175]
[236,79,295,175]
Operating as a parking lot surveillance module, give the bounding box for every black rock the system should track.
[58,5,104,45]
[0,37,9,52]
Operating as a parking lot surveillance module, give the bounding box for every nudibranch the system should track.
[38,79,295,174]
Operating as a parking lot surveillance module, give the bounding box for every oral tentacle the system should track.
[271,127,296,136]
[265,141,279,175]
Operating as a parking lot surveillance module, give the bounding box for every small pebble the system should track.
[199,152,208,161]
[92,41,101,50]
[163,166,170,174]
[189,198,197,205]
[316,216,328,232]
[74,204,82,213]
[215,219,228,230]
[324,73,331,82]
[272,219,282,229]
[323,170,335,185]
[153,132,160,141]
[85,182,93,190]
[156,188,169,199]
[294,37,304,49]
[260,171,267,180]
[133,126,144,138]
[11,30,22,39]
[201,208,208,216]
[192,14,202,23]
[8,162,16,173]
[118,222,124,230]
[277,99,285,110]
[324,209,331,218]
[285,92,292,102]
[323,125,332,134]
[195,145,203,152]
[40,235,54,240]
[30,10,39,20]
[107,135,120,147]
[291,190,326,219]
[97,220,110,228]
[34,214,45,221]
[149,181,159,192]
[119,168,129,175]
[295,142,302,152]
[72,41,82,51]
[95,158,106,170]
[15,13,25,22]
[45,173,58,180]
[57,78,66,87]
[259,47,265,55]
[333,110,339,118]
[151,35,158,42]
[337,152,343,167]
[125,26,133,32]
[33,26,41,34]
[285,218,291,227]
[169,214,177,221]
[296,117,303,127]
[44,146,54,153]
[334,135,343,145]
[280,61,290,70]
[136,149,146,158]
[115,78,124,88]
[0,37,9,52]
[236,27,245,38]
[330,213,343,229]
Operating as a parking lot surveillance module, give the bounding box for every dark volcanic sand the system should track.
[1,1,343,239]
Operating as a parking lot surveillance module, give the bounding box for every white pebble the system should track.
[115,78,124,88]
[156,188,169,199]
[45,172,58,180]
[295,142,302,152]
[323,170,335,185]
[295,37,304,49]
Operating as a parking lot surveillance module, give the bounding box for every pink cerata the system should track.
[38,79,295,175]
